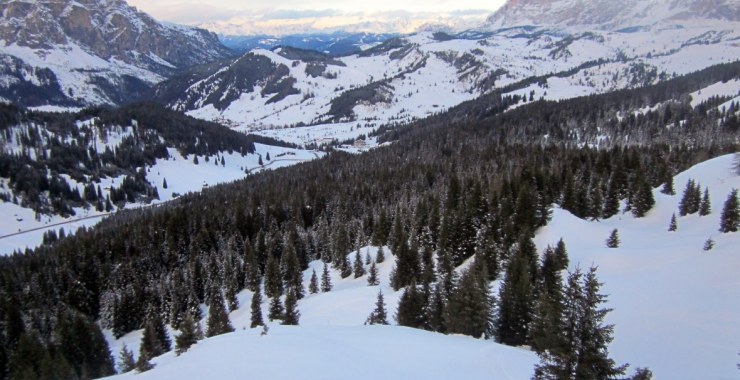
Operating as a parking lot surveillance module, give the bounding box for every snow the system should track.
[689,79,740,108]
[534,153,740,380]
[0,141,322,255]
[102,154,740,380]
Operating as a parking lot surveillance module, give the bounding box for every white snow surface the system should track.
[105,154,740,380]
[0,141,321,255]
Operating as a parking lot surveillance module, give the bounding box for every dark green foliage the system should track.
[205,290,234,337]
[282,290,300,326]
[533,267,627,380]
[139,308,172,361]
[497,243,535,346]
[54,310,116,379]
[281,242,304,299]
[396,284,427,329]
[699,188,711,216]
[445,263,493,338]
[606,229,620,248]
[703,238,715,251]
[268,297,284,321]
[366,290,389,325]
[629,170,655,218]
[719,189,739,233]
[529,246,566,353]
[367,262,380,286]
[678,179,701,216]
[668,213,678,231]
[264,255,283,299]
[250,287,265,328]
[118,345,135,373]
[175,314,202,355]
[321,263,333,292]
[308,269,319,294]
[353,249,366,278]
[376,246,386,263]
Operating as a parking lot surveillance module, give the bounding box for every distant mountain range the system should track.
[220,32,398,56]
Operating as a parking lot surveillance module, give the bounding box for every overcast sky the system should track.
[127,0,507,35]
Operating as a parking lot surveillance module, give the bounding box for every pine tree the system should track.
[719,189,739,233]
[699,188,711,216]
[162,178,168,189]
[396,284,427,329]
[533,267,627,380]
[529,246,565,353]
[268,296,284,321]
[497,245,534,346]
[282,289,300,325]
[251,287,264,328]
[308,269,319,294]
[353,248,366,278]
[205,290,234,337]
[264,255,283,298]
[660,174,675,195]
[340,252,352,279]
[366,290,389,325]
[630,171,655,218]
[376,246,386,263]
[175,313,202,355]
[321,263,333,292]
[367,262,379,286]
[606,229,620,248]
[703,238,715,251]
[139,306,171,360]
[118,345,135,373]
[281,242,304,299]
[365,252,372,265]
[668,213,678,232]
[445,264,493,338]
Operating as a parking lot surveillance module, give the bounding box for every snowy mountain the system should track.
[486,0,740,30]
[0,0,232,107]
[103,154,740,380]
[220,32,398,56]
[153,22,740,147]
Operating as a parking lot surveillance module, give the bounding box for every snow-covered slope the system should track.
[157,22,740,147]
[486,0,740,31]
[0,0,232,107]
[105,154,740,380]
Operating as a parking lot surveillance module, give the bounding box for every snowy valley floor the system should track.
[107,154,739,380]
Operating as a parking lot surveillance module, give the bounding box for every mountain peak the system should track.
[487,0,740,30]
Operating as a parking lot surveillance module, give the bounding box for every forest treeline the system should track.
[0,103,294,216]
[0,62,738,379]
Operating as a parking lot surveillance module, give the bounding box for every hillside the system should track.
[154,23,740,147]
[103,155,740,380]
[0,0,232,107]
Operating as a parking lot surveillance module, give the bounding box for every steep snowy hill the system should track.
[105,154,740,380]
[0,0,232,107]
[0,104,321,254]
[486,0,740,30]
[155,22,740,147]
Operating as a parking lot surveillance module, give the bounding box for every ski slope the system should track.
[105,154,740,379]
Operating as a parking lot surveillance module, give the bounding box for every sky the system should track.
[127,0,507,35]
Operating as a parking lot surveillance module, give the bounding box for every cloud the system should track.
[261,9,341,20]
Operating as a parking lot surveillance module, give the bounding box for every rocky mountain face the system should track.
[486,0,740,30]
[0,0,233,107]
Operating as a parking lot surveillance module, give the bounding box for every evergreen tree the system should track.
[353,248,366,278]
[668,213,678,232]
[139,307,171,360]
[308,269,319,294]
[175,313,202,355]
[135,351,154,373]
[396,284,427,329]
[699,188,711,216]
[366,290,389,325]
[630,171,655,218]
[243,241,261,292]
[376,246,386,263]
[282,290,300,325]
[264,255,283,298]
[660,174,675,195]
[606,229,620,248]
[250,287,265,328]
[719,189,739,233]
[529,246,566,353]
[205,290,234,337]
[445,264,493,338]
[321,263,333,292]
[497,245,534,346]
[365,252,372,265]
[533,267,627,380]
[162,178,168,189]
[678,179,701,216]
[703,238,715,251]
[367,262,379,286]
[268,296,284,321]
[118,345,135,373]
[281,242,304,299]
